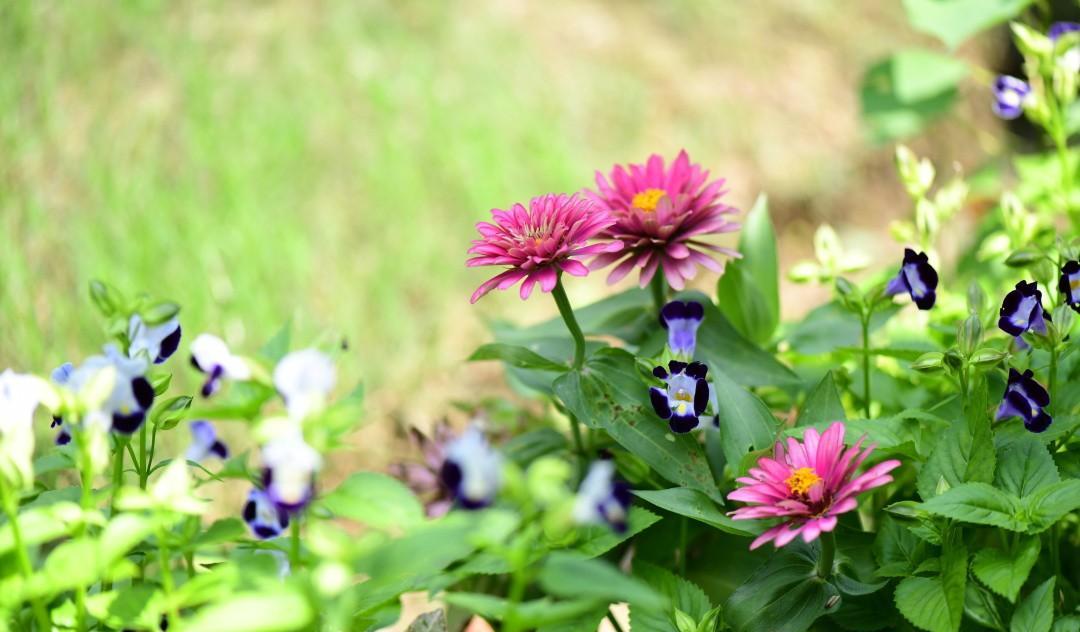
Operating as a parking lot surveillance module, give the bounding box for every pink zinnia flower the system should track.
[467,193,622,303]
[586,150,740,290]
[727,422,901,550]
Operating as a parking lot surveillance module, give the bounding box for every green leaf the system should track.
[468,343,569,372]
[994,437,1059,498]
[917,384,994,500]
[192,518,248,549]
[575,506,662,558]
[85,585,162,630]
[919,483,1026,531]
[630,561,713,632]
[632,488,757,537]
[1010,577,1054,632]
[675,290,799,388]
[895,577,955,632]
[320,471,424,530]
[965,582,1007,632]
[139,301,180,325]
[89,280,123,317]
[972,536,1041,602]
[710,369,779,477]
[151,395,193,429]
[724,541,840,632]
[553,348,720,501]
[259,320,292,363]
[795,371,846,427]
[860,49,968,142]
[502,428,569,466]
[539,552,668,612]
[902,0,1033,49]
[940,529,967,632]
[873,516,927,578]
[716,194,779,345]
[1023,479,1080,533]
[183,588,315,632]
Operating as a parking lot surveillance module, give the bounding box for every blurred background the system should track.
[0,1,1027,457]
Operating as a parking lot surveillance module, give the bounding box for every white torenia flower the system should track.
[439,426,502,510]
[573,460,632,533]
[0,370,52,488]
[273,349,336,422]
[128,314,182,364]
[58,345,154,435]
[243,488,290,539]
[190,334,251,398]
[261,432,322,512]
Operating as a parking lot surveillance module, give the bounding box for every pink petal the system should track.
[470,269,527,304]
[750,524,787,550]
[774,523,805,547]
[560,259,589,277]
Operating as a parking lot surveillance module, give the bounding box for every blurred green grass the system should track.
[0,0,923,418]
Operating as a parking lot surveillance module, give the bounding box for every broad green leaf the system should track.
[85,585,162,630]
[183,588,314,632]
[783,301,901,355]
[972,536,1041,602]
[192,518,248,549]
[917,383,994,500]
[860,49,968,142]
[919,483,1026,531]
[538,552,667,612]
[902,0,1033,49]
[553,348,720,501]
[1010,577,1054,632]
[724,541,840,632]
[994,437,1059,498]
[630,561,712,632]
[1023,479,1080,533]
[795,371,847,427]
[710,369,779,477]
[716,194,779,345]
[355,513,479,580]
[468,343,570,372]
[966,583,1007,631]
[632,488,757,537]
[320,471,424,530]
[675,290,799,387]
[0,502,83,556]
[98,513,154,565]
[895,577,954,632]
[502,428,569,466]
[576,506,662,558]
[940,529,967,632]
[1052,616,1080,632]
[873,516,927,578]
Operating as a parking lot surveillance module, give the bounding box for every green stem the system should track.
[678,517,688,576]
[157,527,179,628]
[568,413,587,465]
[550,275,586,370]
[139,423,148,489]
[650,266,667,313]
[111,440,125,512]
[503,564,529,632]
[959,367,969,413]
[1,485,51,631]
[816,531,836,579]
[75,433,94,632]
[290,515,302,569]
[1049,346,1058,416]
[606,610,627,632]
[861,315,872,418]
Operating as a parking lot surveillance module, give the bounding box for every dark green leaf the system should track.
[539,552,667,612]
[724,541,840,632]
[630,561,712,632]
[940,529,967,632]
[632,488,757,537]
[502,428,569,466]
[873,517,927,578]
[716,194,779,345]
[994,437,1059,498]
[917,383,994,500]
[795,371,846,427]
[895,577,954,632]
[469,343,569,372]
[710,369,779,477]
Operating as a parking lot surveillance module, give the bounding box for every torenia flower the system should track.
[649,361,710,433]
[572,460,631,533]
[261,432,322,512]
[885,249,938,310]
[190,334,251,397]
[439,426,502,509]
[128,315,182,364]
[995,369,1052,433]
[50,363,74,445]
[243,488,290,539]
[389,423,456,518]
[660,300,704,360]
[185,420,229,462]
[60,346,154,434]
[728,422,901,549]
[0,370,52,488]
[273,349,336,421]
[587,150,740,290]
[467,193,621,303]
[992,76,1031,120]
[1050,22,1080,73]
[998,280,1050,341]
[1059,261,1080,313]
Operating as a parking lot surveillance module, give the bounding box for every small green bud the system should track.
[912,352,945,373]
[1011,22,1053,61]
[674,609,697,632]
[788,261,822,284]
[966,282,986,315]
[943,349,964,372]
[140,301,181,326]
[969,347,1007,367]
[1004,248,1042,268]
[895,145,934,198]
[957,315,982,356]
[934,476,951,497]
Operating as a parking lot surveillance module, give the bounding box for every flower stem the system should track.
[75,432,94,632]
[568,412,587,466]
[650,266,667,313]
[551,275,586,370]
[138,423,148,489]
[861,315,872,418]
[1049,346,1058,416]
[816,531,836,579]
[678,517,688,576]
[290,514,302,569]
[157,526,180,628]
[1,484,51,631]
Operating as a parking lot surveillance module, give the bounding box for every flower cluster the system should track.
[991,22,1079,120]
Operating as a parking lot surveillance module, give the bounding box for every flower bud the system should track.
[1011,22,1053,60]
[957,315,982,356]
[966,282,986,315]
[895,145,934,199]
[969,347,1008,367]
[1005,248,1042,268]
[912,352,945,373]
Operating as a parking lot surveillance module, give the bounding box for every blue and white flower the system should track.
[190,334,251,398]
[273,349,336,422]
[1050,22,1080,73]
[439,426,502,510]
[56,346,154,435]
[50,363,74,445]
[1059,260,1080,313]
[998,280,1050,342]
[660,300,704,360]
[0,370,52,488]
[649,361,710,433]
[261,432,322,512]
[995,368,1052,433]
[185,420,229,462]
[885,249,938,310]
[243,487,290,539]
[572,460,631,533]
[128,314,182,364]
[992,76,1031,120]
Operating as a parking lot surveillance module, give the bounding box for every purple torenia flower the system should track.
[389,423,455,518]
[885,249,938,310]
[243,488,290,539]
[439,426,502,510]
[995,369,1052,432]
[1050,22,1080,72]
[992,76,1031,120]
[185,421,228,462]
[190,334,251,398]
[1059,261,1080,313]
[660,300,704,360]
[261,433,321,513]
[998,281,1050,341]
[572,460,631,533]
[649,361,710,433]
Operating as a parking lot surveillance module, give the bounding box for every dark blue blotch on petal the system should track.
[685,362,708,380]
[668,413,699,434]
[693,378,709,415]
[155,324,182,364]
[649,387,672,419]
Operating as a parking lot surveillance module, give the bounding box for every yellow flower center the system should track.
[673,388,693,402]
[1071,277,1080,291]
[631,188,667,213]
[785,467,821,496]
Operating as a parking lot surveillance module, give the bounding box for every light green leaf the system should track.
[795,371,846,427]
[917,384,994,500]
[972,536,1041,602]
[183,588,314,632]
[895,577,954,632]
[902,0,1033,49]
[940,530,967,632]
[716,194,779,345]
[192,518,248,549]
[632,488,757,537]
[140,301,180,325]
[995,437,1059,498]
[874,516,927,578]
[710,369,779,477]
[861,49,968,142]
[86,585,162,630]
[1010,577,1054,632]
[539,552,667,612]
[1023,479,1080,533]
[919,483,1026,531]
[468,343,569,372]
[320,471,424,530]
[630,561,712,632]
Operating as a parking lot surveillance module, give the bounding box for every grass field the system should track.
[1,1,986,428]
